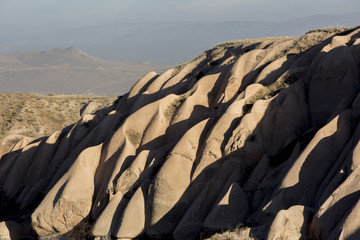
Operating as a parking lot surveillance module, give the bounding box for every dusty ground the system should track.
[0,93,115,156]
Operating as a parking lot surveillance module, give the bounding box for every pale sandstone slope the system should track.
[0,27,360,239]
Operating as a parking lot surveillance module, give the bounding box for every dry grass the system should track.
[164,94,188,121]
[243,69,304,115]
[203,226,257,240]
[217,36,294,49]
[0,93,115,140]
[125,129,142,146]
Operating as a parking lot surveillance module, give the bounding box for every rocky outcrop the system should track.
[1,26,360,239]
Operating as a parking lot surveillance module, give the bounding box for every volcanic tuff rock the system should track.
[1,26,360,239]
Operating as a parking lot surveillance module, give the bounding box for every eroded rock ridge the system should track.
[1,27,360,239]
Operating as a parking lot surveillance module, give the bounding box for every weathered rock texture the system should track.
[1,26,360,239]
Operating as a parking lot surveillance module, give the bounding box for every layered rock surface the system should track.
[1,26,360,239]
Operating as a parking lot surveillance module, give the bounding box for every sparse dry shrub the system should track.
[125,129,142,146]
[243,70,303,114]
[0,93,114,140]
[164,95,188,121]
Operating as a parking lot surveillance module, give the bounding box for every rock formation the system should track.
[1,26,360,239]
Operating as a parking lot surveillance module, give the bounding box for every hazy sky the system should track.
[0,0,359,33]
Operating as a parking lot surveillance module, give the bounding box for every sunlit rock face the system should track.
[1,26,360,239]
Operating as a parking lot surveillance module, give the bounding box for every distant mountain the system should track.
[0,12,359,65]
[0,47,169,95]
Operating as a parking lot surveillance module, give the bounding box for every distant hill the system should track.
[0,12,359,65]
[0,47,169,95]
